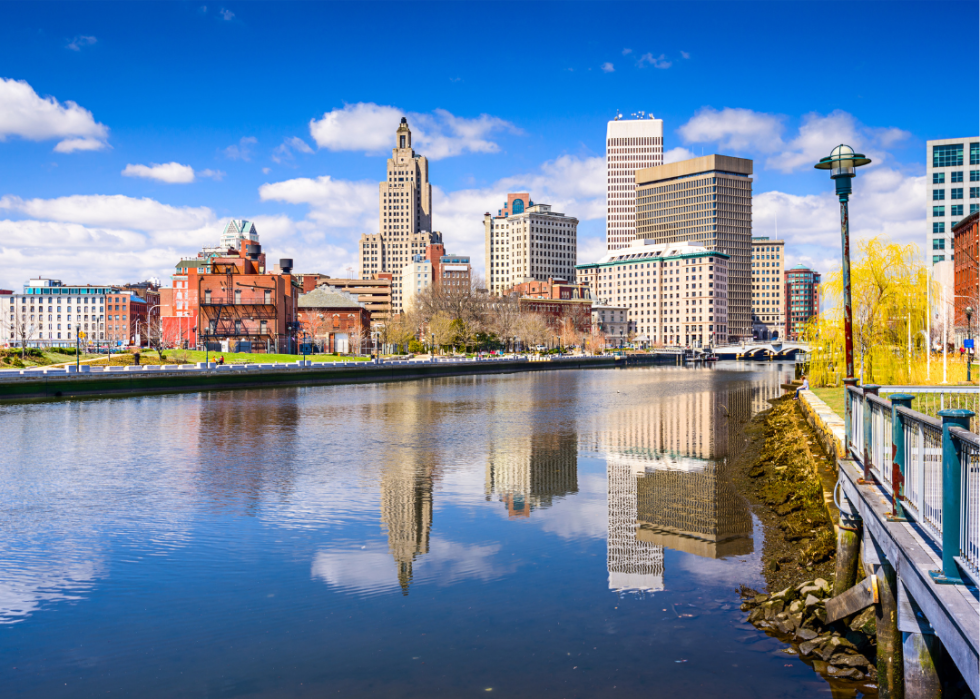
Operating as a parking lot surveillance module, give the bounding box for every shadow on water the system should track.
[0,362,871,698]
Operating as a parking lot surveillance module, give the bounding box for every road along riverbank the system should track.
[0,354,683,402]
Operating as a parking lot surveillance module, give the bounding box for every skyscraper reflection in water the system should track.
[485,432,578,518]
[599,376,783,591]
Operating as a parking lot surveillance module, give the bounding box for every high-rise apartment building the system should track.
[484,193,579,296]
[0,279,114,348]
[750,237,785,340]
[927,137,980,264]
[784,264,820,341]
[358,118,440,313]
[576,239,729,348]
[635,155,753,342]
[400,255,433,313]
[606,116,664,252]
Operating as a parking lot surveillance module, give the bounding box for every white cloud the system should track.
[664,146,697,164]
[219,8,234,20]
[0,77,109,152]
[681,50,690,59]
[259,174,377,229]
[601,62,615,73]
[308,103,519,159]
[66,36,97,52]
[622,48,633,55]
[678,107,785,153]
[198,168,225,181]
[677,107,911,174]
[271,136,314,164]
[122,162,196,184]
[754,167,926,273]
[223,136,256,161]
[636,53,671,69]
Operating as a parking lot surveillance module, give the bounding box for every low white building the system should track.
[576,239,729,348]
[592,303,629,347]
[400,255,433,312]
[1,279,112,348]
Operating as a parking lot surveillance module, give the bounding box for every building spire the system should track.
[396,117,411,150]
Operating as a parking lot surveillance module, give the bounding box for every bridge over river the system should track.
[714,341,810,360]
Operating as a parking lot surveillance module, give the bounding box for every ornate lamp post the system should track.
[814,145,872,384]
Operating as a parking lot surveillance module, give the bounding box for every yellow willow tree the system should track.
[805,237,934,386]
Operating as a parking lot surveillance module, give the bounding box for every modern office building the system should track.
[750,236,785,340]
[927,137,980,264]
[484,193,579,296]
[784,264,820,341]
[606,115,664,252]
[358,117,441,313]
[576,239,729,348]
[635,155,753,342]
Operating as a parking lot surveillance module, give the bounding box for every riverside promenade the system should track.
[0,353,682,402]
[798,387,979,696]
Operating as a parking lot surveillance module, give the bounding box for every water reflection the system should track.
[597,376,782,591]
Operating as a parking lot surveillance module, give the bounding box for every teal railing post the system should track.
[861,385,880,481]
[930,408,975,584]
[845,384,854,457]
[888,394,914,521]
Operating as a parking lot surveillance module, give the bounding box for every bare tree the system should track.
[3,317,40,359]
[348,318,366,356]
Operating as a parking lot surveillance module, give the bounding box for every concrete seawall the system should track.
[0,355,679,402]
[797,389,847,460]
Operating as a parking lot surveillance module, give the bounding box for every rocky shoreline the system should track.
[733,393,879,695]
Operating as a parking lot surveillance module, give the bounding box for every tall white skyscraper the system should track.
[606,115,664,251]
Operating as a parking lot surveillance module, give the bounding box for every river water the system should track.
[0,363,853,698]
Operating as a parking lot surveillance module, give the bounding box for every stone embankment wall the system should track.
[796,389,846,460]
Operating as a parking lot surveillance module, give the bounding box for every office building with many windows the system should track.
[484,193,579,296]
[1,278,114,348]
[576,239,729,347]
[635,155,753,342]
[927,137,980,264]
[358,118,441,313]
[606,116,664,252]
[751,237,785,340]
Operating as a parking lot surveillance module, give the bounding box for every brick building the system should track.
[504,278,593,335]
[784,264,821,341]
[297,275,392,322]
[297,285,372,354]
[953,210,979,331]
[161,229,299,353]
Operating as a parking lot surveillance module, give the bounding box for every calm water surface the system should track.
[1,363,846,698]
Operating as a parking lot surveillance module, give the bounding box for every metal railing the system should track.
[845,384,979,586]
[880,385,979,433]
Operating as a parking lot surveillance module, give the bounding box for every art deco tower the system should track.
[358,118,440,313]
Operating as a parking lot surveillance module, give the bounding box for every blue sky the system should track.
[0,0,976,289]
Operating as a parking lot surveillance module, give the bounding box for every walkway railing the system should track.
[846,384,979,586]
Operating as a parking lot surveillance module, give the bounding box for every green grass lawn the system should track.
[174,350,368,365]
[811,386,845,417]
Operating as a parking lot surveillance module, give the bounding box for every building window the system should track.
[933,172,945,184]
[933,189,945,201]
[951,188,964,200]
[972,142,980,165]
[971,187,980,199]
[933,222,945,233]
[934,144,964,167]
[264,289,272,304]
[971,170,980,182]
[971,204,979,215]
[951,171,964,183]
[933,254,945,263]
[933,239,945,250]
[235,289,241,304]
[951,205,964,216]
[933,206,945,217]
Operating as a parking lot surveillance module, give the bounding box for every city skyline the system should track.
[0,1,976,293]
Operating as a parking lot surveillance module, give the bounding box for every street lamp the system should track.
[814,144,871,425]
[967,306,974,383]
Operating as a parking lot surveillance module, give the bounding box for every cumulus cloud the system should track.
[66,36,97,52]
[754,167,926,273]
[0,77,109,152]
[223,135,257,160]
[678,106,785,153]
[601,62,615,73]
[198,168,225,181]
[677,107,910,174]
[122,162,196,184]
[259,174,378,229]
[664,146,698,164]
[219,8,234,20]
[636,53,671,69]
[308,103,519,159]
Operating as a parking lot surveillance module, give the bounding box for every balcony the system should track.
[200,293,275,306]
